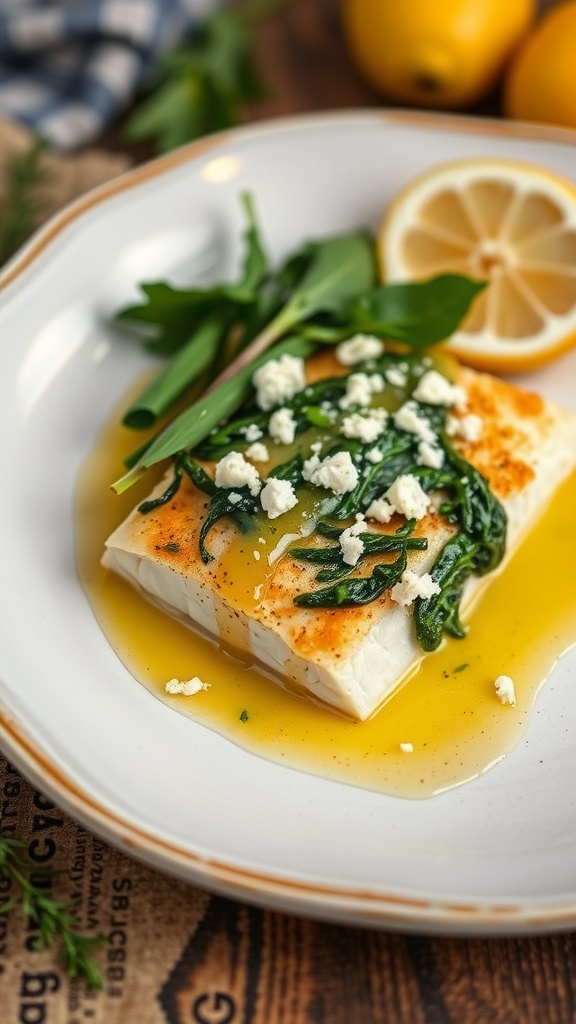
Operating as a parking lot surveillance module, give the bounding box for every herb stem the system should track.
[123,312,229,429]
[0,833,103,988]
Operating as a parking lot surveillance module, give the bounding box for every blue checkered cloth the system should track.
[0,0,220,149]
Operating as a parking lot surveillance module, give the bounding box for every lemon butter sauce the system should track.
[76,400,576,799]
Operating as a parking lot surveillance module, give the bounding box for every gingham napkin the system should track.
[0,0,220,150]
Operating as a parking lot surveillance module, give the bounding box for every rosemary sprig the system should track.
[0,137,48,266]
[0,833,103,988]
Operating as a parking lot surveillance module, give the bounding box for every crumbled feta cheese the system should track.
[385,474,431,521]
[365,496,395,523]
[165,677,210,696]
[245,441,270,462]
[446,413,484,443]
[416,440,444,469]
[386,366,408,388]
[260,477,299,519]
[336,333,384,366]
[393,401,436,445]
[301,453,321,480]
[252,354,306,410]
[366,447,384,464]
[215,451,261,496]
[228,491,242,505]
[494,675,516,706]
[240,423,263,442]
[340,409,387,443]
[269,406,297,445]
[399,742,414,753]
[310,440,323,454]
[390,570,441,607]
[339,372,384,410]
[253,550,261,561]
[253,583,263,602]
[258,536,266,545]
[302,450,359,494]
[339,527,365,566]
[413,369,466,409]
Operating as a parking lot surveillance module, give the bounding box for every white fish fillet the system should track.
[103,364,576,720]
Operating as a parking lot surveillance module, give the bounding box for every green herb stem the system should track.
[122,312,229,429]
[0,834,103,988]
[0,137,48,266]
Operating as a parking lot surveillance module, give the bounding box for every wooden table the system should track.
[2,1,576,1022]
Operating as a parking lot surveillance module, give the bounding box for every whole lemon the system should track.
[343,0,536,109]
[504,2,576,129]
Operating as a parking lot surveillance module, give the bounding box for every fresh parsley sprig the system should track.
[0,833,103,988]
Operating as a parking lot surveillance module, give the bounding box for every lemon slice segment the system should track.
[379,159,576,371]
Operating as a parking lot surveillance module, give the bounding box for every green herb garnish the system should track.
[240,709,249,722]
[112,192,498,652]
[0,137,48,267]
[0,833,103,987]
[112,192,484,493]
[123,0,290,153]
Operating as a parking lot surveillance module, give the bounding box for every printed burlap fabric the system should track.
[0,757,218,1024]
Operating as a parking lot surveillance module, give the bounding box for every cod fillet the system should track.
[103,363,576,720]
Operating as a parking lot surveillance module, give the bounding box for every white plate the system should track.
[1,110,576,935]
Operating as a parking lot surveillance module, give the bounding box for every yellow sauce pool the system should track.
[76,401,576,799]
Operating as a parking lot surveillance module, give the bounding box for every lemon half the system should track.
[379,158,576,372]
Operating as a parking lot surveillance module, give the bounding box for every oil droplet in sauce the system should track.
[76,398,576,799]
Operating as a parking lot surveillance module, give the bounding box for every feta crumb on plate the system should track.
[393,401,436,445]
[446,412,484,443]
[260,477,298,519]
[336,333,384,365]
[366,447,383,464]
[252,354,305,411]
[390,570,441,607]
[215,451,261,496]
[386,366,408,388]
[338,515,366,566]
[399,742,414,753]
[417,440,444,469]
[340,409,387,443]
[365,496,395,523]
[240,423,263,442]
[494,675,516,706]
[412,369,467,409]
[385,474,430,521]
[302,450,359,494]
[269,406,297,445]
[245,441,270,462]
[339,372,384,410]
[165,677,210,696]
